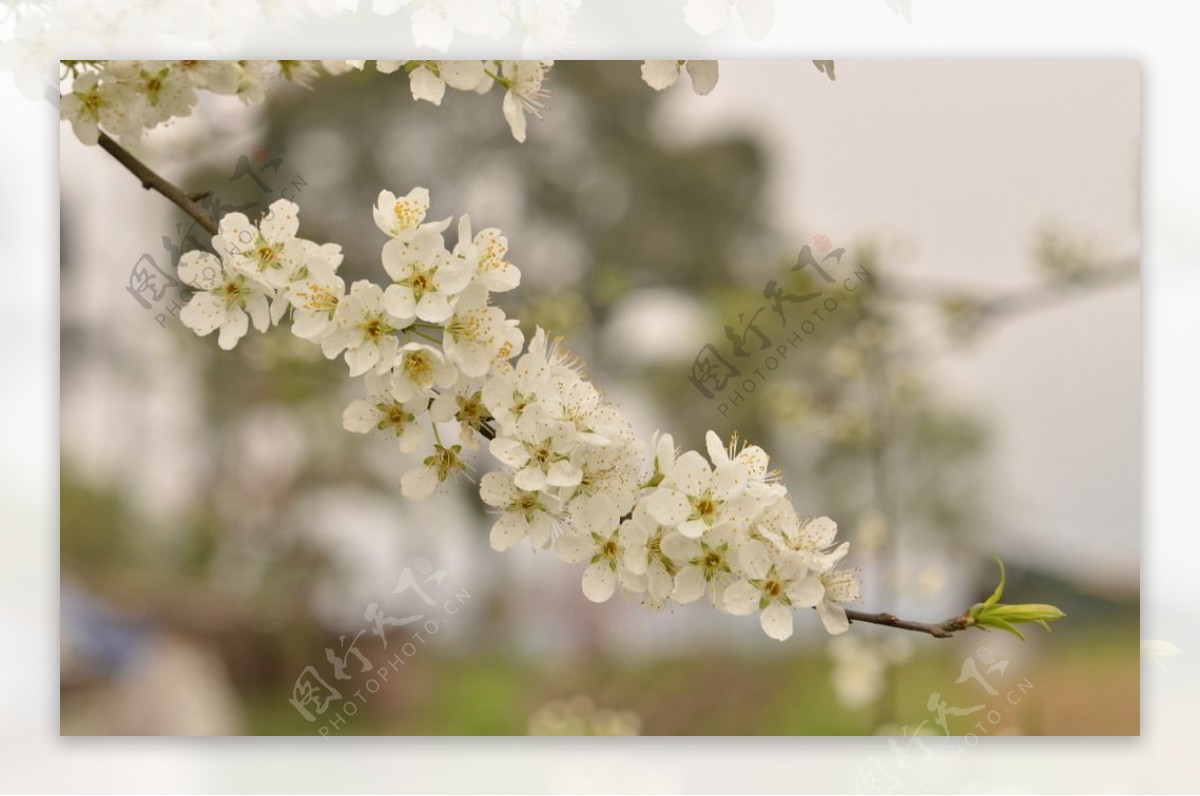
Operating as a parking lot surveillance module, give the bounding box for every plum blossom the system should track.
[554,494,630,602]
[172,185,860,642]
[480,470,561,552]
[177,250,270,350]
[342,372,428,453]
[390,342,460,401]
[322,280,407,376]
[381,225,474,323]
[499,59,552,142]
[218,199,306,292]
[722,542,824,641]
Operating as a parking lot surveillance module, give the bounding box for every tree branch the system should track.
[96,132,218,237]
[90,133,1050,646]
[842,608,973,639]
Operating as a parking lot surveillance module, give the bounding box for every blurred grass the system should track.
[242,620,1137,736]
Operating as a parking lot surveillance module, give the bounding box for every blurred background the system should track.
[59,60,1139,736]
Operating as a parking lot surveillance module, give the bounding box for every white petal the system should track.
[546,459,583,488]
[179,292,226,336]
[401,465,438,499]
[736,540,772,580]
[672,450,713,496]
[644,488,690,526]
[640,60,681,91]
[488,437,530,469]
[345,343,380,377]
[712,461,748,500]
[787,577,826,608]
[261,198,300,240]
[685,60,719,95]
[409,65,446,105]
[479,470,518,507]
[704,430,728,465]
[722,581,759,615]
[677,519,708,539]
[501,89,527,143]
[582,562,618,603]
[672,566,706,604]
[439,60,486,90]
[217,309,249,350]
[582,494,619,535]
[818,601,850,635]
[660,532,701,563]
[489,512,528,551]
[342,399,381,433]
[245,293,271,332]
[554,531,593,564]
[760,601,794,641]
[513,465,548,492]
[178,251,223,290]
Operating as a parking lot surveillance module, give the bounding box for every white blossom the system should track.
[342,372,428,453]
[389,341,459,401]
[401,443,466,499]
[454,216,521,293]
[60,69,136,145]
[620,502,681,609]
[489,411,582,492]
[322,280,407,376]
[273,246,346,339]
[381,225,473,323]
[166,183,862,644]
[442,285,524,378]
[499,59,552,143]
[479,470,561,551]
[722,542,824,641]
[217,198,305,292]
[374,187,441,240]
[816,565,862,635]
[177,250,271,350]
[554,494,630,602]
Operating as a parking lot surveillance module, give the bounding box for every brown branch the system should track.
[89,134,1031,645]
[843,608,974,639]
[96,132,218,237]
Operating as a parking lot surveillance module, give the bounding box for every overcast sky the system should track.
[664,60,1140,583]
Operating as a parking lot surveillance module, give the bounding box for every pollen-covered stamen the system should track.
[392,198,426,230]
[356,313,393,341]
[295,282,339,314]
[698,544,731,581]
[373,401,416,435]
[455,392,488,429]
[220,277,247,307]
[426,444,466,482]
[590,532,622,569]
[403,350,434,385]
[401,268,434,298]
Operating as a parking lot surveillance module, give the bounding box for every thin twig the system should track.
[96,132,218,236]
[843,608,973,639]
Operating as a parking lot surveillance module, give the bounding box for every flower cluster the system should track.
[60,59,719,147]
[58,59,339,146]
[177,188,860,641]
[345,59,554,143]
